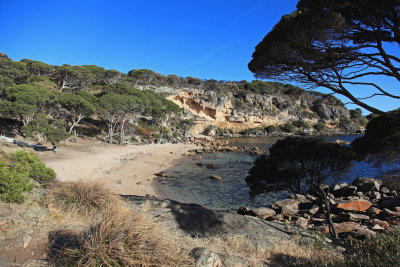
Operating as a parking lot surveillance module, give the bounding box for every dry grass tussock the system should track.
[44,181,341,266]
[178,234,263,265]
[49,205,193,267]
[264,236,343,266]
[174,233,341,266]
[43,180,122,218]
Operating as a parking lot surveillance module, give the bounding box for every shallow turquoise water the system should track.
[154,135,398,209]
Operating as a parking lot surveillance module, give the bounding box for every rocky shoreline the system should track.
[238,177,400,240]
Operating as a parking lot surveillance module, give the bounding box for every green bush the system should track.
[340,229,400,266]
[265,125,279,133]
[314,122,326,132]
[0,161,34,203]
[11,150,56,183]
[280,123,296,133]
[339,117,352,129]
[293,120,310,128]
[232,97,252,111]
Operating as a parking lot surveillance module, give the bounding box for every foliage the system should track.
[232,97,251,111]
[338,117,352,130]
[247,137,355,194]
[240,127,265,135]
[248,0,400,118]
[280,122,296,133]
[55,65,106,91]
[97,93,142,118]
[27,75,58,91]
[352,109,400,164]
[128,69,157,85]
[1,84,54,125]
[21,59,53,76]
[244,80,278,95]
[293,120,310,129]
[246,137,355,238]
[57,93,96,134]
[350,108,362,119]
[103,69,121,84]
[0,75,14,90]
[97,93,143,143]
[21,113,69,143]
[265,125,279,133]
[58,93,96,116]
[313,122,326,132]
[140,89,180,117]
[340,228,400,266]
[2,84,54,105]
[0,59,29,83]
[76,90,97,104]
[0,51,357,144]
[0,161,33,203]
[11,150,56,183]
[101,82,138,95]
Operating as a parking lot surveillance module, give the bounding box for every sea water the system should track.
[154,135,398,209]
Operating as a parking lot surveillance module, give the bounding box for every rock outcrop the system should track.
[239,177,400,239]
[155,88,354,135]
[122,195,316,247]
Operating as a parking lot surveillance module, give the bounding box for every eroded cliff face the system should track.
[150,86,351,135]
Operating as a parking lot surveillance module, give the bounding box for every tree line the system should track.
[0,53,181,144]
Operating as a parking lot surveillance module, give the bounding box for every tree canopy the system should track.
[248,0,400,118]
[97,93,143,144]
[1,84,54,125]
[352,108,400,164]
[246,137,356,238]
[57,93,96,134]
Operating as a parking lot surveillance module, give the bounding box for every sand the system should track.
[41,141,199,196]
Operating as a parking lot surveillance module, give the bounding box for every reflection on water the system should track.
[154,135,398,209]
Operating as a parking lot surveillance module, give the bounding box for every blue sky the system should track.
[0,0,398,113]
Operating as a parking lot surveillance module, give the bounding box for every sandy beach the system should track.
[41,141,199,196]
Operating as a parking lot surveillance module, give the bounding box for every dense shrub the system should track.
[350,108,362,119]
[293,120,310,129]
[11,150,56,183]
[341,228,400,266]
[0,161,34,203]
[313,122,326,132]
[339,117,352,129]
[280,123,296,133]
[240,127,265,135]
[265,125,279,133]
[232,97,252,111]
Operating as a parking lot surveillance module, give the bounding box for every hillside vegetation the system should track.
[0,52,365,144]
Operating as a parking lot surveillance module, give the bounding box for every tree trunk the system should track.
[69,114,84,134]
[119,117,129,144]
[120,122,125,144]
[74,129,78,142]
[60,79,66,92]
[108,126,113,144]
[321,191,338,239]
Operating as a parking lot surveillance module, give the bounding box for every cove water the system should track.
[154,135,397,209]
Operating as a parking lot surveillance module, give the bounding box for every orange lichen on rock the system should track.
[336,200,372,212]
